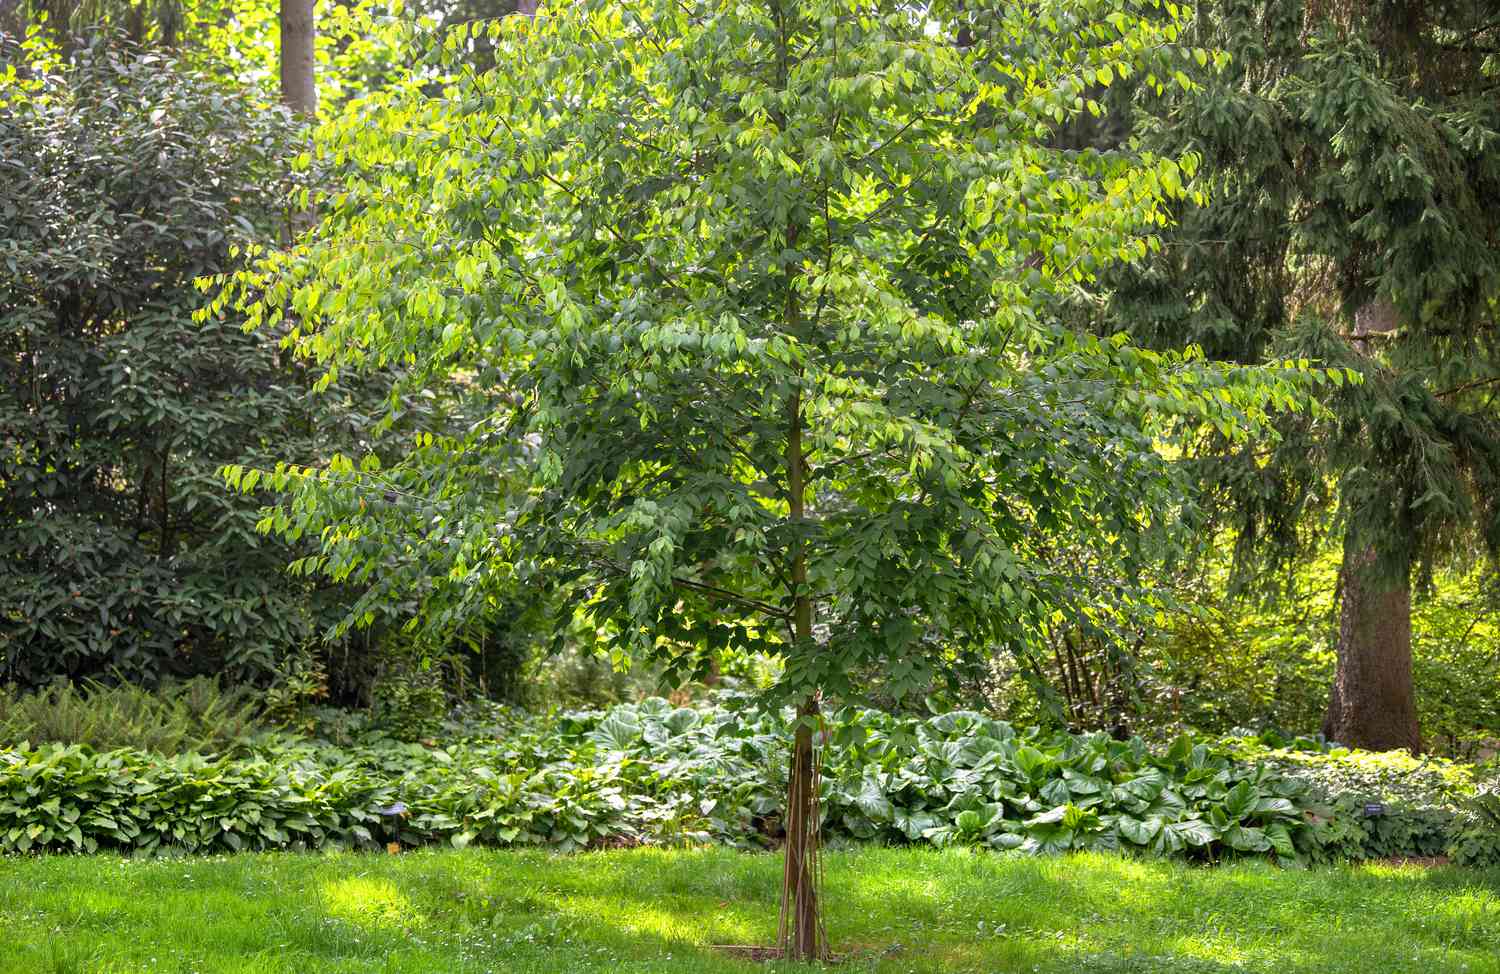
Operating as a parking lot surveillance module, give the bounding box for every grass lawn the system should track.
[1,848,1497,973]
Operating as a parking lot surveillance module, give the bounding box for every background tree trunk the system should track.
[279,0,316,116]
[1320,297,1422,754]
[1322,543,1422,752]
[0,0,23,44]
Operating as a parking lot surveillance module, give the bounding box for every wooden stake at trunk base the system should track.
[778,696,825,961]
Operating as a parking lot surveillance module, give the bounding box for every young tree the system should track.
[217,0,1327,957]
[1111,0,1500,752]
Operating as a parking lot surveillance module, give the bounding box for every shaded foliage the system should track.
[0,39,323,684]
[0,37,503,695]
[1113,0,1500,585]
[0,676,262,752]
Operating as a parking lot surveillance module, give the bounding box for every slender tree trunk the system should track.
[1322,542,1421,752]
[279,0,316,117]
[778,382,824,961]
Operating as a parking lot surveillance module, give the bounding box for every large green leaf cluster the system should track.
[12,694,1491,863]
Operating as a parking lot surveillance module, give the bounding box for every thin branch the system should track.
[670,575,792,619]
[1436,375,1500,400]
[808,446,898,481]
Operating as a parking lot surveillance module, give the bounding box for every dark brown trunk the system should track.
[278,0,316,117]
[0,0,22,40]
[1322,542,1421,752]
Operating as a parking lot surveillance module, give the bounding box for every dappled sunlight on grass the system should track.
[1066,851,1166,884]
[919,937,1033,972]
[1161,933,1251,967]
[1068,858,1182,923]
[835,861,943,903]
[321,875,425,930]
[1,849,1498,973]
[1354,860,1446,881]
[559,892,756,946]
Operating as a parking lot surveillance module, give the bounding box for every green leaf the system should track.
[1117,815,1162,846]
[1165,819,1216,848]
[1225,825,1271,852]
[1224,780,1257,820]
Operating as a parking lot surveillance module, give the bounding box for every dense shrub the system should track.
[1449,789,1500,867]
[0,39,333,688]
[0,37,534,703]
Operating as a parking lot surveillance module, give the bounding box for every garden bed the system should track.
[3,694,1496,864]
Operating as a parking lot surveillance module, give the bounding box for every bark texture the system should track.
[279,0,316,117]
[0,0,24,42]
[1322,544,1422,753]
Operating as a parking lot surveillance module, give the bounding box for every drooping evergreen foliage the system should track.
[1109,0,1500,751]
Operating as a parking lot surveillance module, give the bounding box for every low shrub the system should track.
[1,696,1310,860]
[1224,734,1500,865]
[0,677,263,754]
[1447,788,1500,867]
[2,695,1494,864]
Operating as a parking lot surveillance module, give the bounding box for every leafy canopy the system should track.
[215,0,1335,704]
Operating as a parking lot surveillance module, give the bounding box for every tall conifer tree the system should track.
[1114,0,1500,752]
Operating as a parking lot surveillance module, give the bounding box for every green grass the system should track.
[1,848,1497,973]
